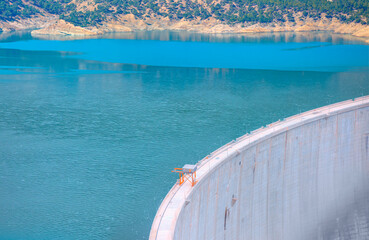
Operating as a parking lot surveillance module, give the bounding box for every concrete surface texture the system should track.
[150,96,369,240]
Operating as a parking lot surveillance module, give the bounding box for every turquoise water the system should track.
[1,31,368,72]
[0,31,368,240]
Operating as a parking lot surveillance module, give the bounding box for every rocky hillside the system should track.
[1,0,369,41]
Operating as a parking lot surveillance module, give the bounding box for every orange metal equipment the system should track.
[172,164,198,187]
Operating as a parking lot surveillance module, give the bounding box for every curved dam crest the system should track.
[150,96,369,240]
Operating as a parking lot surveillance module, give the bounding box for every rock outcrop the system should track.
[31,20,97,35]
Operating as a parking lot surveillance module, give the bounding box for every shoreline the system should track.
[1,16,369,44]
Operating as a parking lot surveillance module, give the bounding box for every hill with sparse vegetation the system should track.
[1,0,369,42]
[1,0,368,26]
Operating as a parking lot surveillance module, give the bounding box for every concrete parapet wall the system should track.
[150,96,369,240]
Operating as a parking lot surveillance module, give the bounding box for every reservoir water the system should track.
[0,31,368,240]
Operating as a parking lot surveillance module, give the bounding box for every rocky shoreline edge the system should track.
[1,14,369,43]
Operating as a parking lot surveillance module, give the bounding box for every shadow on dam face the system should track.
[150,96,369,240]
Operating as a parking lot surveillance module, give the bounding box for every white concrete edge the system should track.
[149,95,369,240]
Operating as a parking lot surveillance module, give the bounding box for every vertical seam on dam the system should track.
[266,138,272,240]
[282,131,287,240]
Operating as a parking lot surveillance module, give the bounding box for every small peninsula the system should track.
[1,0,369,42]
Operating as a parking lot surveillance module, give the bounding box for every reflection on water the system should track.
[1,33,368,72]
[92,30,368,44]
[0,30,35,43]
[1,30,367,44]
[0,32,368,240]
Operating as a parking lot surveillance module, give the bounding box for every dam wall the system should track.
[150,96,369,240]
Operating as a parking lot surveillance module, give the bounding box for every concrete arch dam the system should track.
[150,96,369,240]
